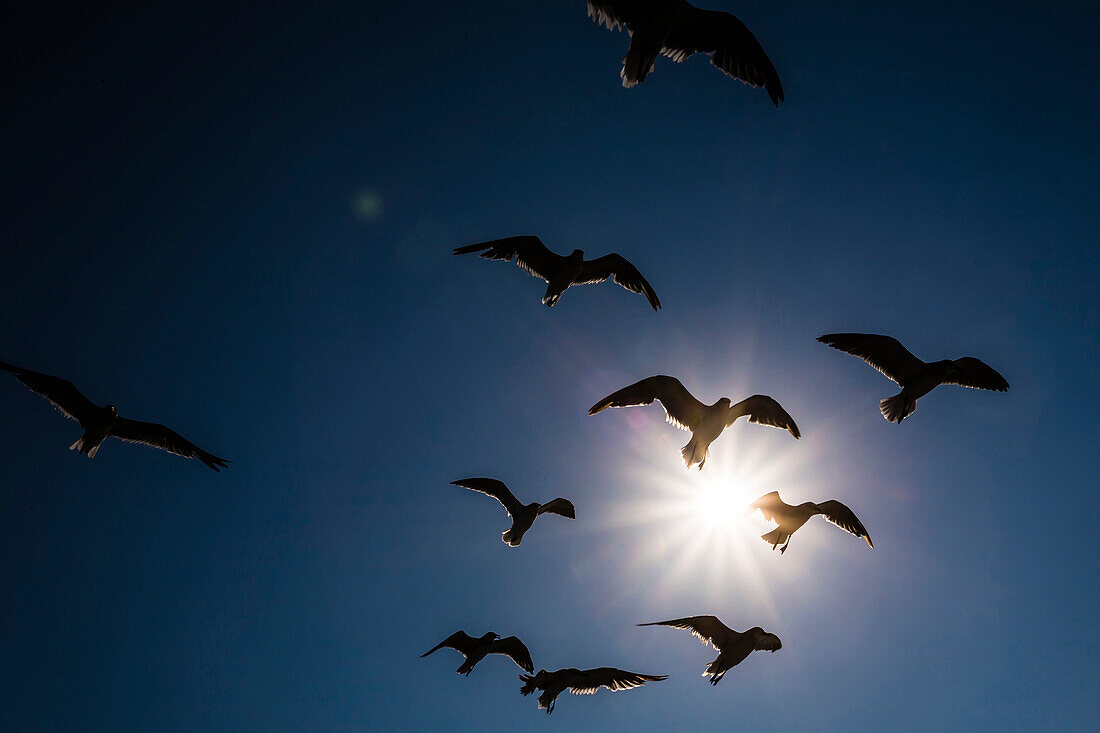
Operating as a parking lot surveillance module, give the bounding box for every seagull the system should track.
[451,478,575,547]
[587,0,784,104]
[452,236,661,310]
[816,333,1010,423]
[588,375,800,468]
[519,667,666,714]
[0,360,229,471]
[638,616,780,685]
[747,491,873,554]
[421,630,534,676]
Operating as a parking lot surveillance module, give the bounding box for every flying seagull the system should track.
[421,630,534,676]
[816,333,1009,423]
[638,616,781,685]
[519,667,666,714]
[0,360,229,471]
[452,236,661,310]
[451,478,575,547]
[588,375,799,468]
[747,491,873,554]
[587,0,784,105]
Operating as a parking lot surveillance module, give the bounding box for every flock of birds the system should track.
[0,0,1012,717]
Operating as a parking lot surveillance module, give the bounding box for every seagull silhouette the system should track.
[589,375,799,468]
[587,0,784,104]
[747,491,873,554]
[817,333,1009,423]
[638,616,781,685]
[421,630,534,675]
[451,478,575,547]
[453,236,660,310]
[0,360,228,471]
[518,666,666,714]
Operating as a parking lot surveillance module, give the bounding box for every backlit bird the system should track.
[518,666,666,714]
[587,0,784,105]
[0,360,228,471]
[817,333,1009,423]
[453,236,660,310]
[451,478,576,547]
[747,491,873,554]
[588,375,799,468]
[421,631,534,676]
[638,616,781,685]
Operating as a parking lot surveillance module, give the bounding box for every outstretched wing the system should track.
[536,498,576,519]
[421,630,477,658]
[637,615,734,651]
[109,417,229,471]
[451,477,523,516]
[488,636,535,673]
[749,491,787,523]
[817,333,925,386]
[452,236,561,282]
[0,360,100,426]
[586,0,641,32]
[568,667,667,695]
[944,357,1009,392]
[588,375,706,431]
[728,395,800,438]
[816,500,874,548]
[663,4,784,106]
[575,253,661,310]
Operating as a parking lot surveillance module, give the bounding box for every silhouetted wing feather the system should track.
[109,417,229,471]
[589,375,705,431]
[817,333,925,385]
[451,477,523,516]
[489,636,535,673]
[943,357,1009,392]
[452,236,560,282]
[586,0,640,31]
[537,498,576,519]
[638,615,734,651]
[750,491,788,523]
[421,630,477,658]
[0,361,99,425]
[816,500,874,547]
[663,6,784,105]
[575,254,661,310]
[728,395,800,438]
[568,667,667,695]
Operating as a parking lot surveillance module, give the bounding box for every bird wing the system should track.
[586,0,641,31]
[754,632,783,652]
[749,491,787,523]
[588,375,706,431]
[638,615,734,651]
[815,500,874,548]
[662,4,784,105]
[0,360,100,426]
[816,333,925,386]
[943,357,1010,392]
[108,417,229,471]
[452,236,561,282]
[451,477,523,516]
[488,636,535,673]
[568,667,667,695]
[728,395,800,438]
[536,498,576,519]
[575,253,661,310]
[421,630,477,658]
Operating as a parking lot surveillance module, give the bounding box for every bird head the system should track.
[107,405,118,416]
[571,249,584,258]
[718,397,732,408]
[482,632,501,642]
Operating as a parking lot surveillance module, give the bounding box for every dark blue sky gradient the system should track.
[1,1,1097,730]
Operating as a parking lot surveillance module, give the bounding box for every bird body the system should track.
[518,666,666,713]
[421,630,534,676]
[638,616,780,685]
[69,404,118,458]
[748,491,873,554]
[588,375,799,468]
[451,478,576,546]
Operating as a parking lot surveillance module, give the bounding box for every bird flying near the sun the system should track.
[452,236,661,310]
[589,375,800,469]
[421,630,534,676]
[451,478,576,547]
[587,0,784,105]
[0,360,229,471]
[747,491,873,554]
[816,333,1010,423]
[638,616,781,685]
[519,666,666,714]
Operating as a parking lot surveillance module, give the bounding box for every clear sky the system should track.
[1,1,1097,730]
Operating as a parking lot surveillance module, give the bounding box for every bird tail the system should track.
[518,674,538,697]
[621,37,659,88]
[501,527,523,547]
[761,527,790,548]
[69,435,99,458]
[681,435,707,469]
[456,659,475,676]
[880,393,916,423]
[542,283,564,307]
[702,659,726,685]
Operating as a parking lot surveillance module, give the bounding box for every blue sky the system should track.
[1,1,1097,730]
